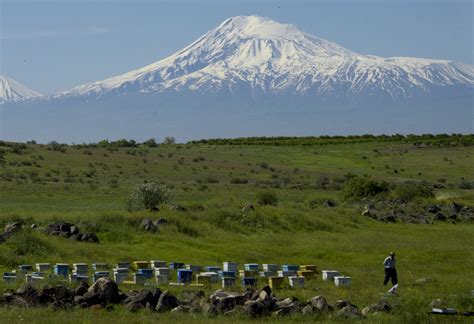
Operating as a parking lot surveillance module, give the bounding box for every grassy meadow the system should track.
[0,136,473,323]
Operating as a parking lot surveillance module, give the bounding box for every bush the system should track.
[126,182,171,212]
[392,182,435,202]
[257,190,278,206]
[143,138,158,147]
[230,177,249,184]
[163,136,176,145]
[458,180,474,189]
[342,176,389,200]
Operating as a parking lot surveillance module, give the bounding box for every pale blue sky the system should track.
[1,0,472,94]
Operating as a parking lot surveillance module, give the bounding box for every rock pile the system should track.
[46,222,99,243]
[0,223,22,243]
[361,201,473,224]
[0,280,391,319]
[139,218,168,233]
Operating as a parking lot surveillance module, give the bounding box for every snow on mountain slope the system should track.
[0,75,42,103]
[56,15,474,102]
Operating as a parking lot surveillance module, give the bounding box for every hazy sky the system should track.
[1,0,472,94]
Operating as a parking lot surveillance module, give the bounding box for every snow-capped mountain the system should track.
[0,75,42,103]
[56,15,473,103]
[1,16,473,143]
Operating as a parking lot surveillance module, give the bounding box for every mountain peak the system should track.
[217,15,301,39]
[0,75,42,103]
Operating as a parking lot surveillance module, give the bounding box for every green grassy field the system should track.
[0,138,473,323]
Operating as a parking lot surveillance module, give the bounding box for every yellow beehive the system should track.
[268,276,284,289]
[301,265,317,272]
[132,261,150,270]
[297,270,315,279]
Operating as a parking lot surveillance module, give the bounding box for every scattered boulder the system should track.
[334,300,358,310]
[140,219,158,233]
[427,205,441,213]
[154,218,168,226]
[362,299,391,316]
[123,289,154,312]
[88,277,120,304]
[337,305,364,319]
[155,290,180,312]
[169,204,187,212]
[243,300,266,317]
[4,222,22,233]
[323,199,336,208]
[308,295,332,313]
[45,221,99,243]
[433,213,446,221]
[150,206,159,213]
[74,282,89,297]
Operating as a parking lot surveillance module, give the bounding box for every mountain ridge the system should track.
[0,75,42,103]
[50,15,473,103]
[1,15,473,143]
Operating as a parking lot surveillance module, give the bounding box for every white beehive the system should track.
[334,276,351,287]
[322,270,339,281]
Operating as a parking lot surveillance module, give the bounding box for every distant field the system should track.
[0,137,473,323]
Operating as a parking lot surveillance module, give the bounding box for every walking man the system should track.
[383,251,398,286]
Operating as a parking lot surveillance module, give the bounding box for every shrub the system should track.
[259,162,269,169]
[458,180,474,189]
[257,190,278,206]
[392,182,435,202]
[230,177,249,184]
[342,176,389,200]
[126,182,171,212]
[163,136,176,145]
[143,138,158,147]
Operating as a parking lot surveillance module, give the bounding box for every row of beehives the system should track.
[3,261,352,288]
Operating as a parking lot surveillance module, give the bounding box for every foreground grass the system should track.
[0,139,473,322]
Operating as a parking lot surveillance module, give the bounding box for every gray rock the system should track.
[88,277,120,304]
[362,299,391,316]
[155,290,180,312]
[337,305,364,319]
[308,295,332,312]
[4,222,22,233]
[243,300,266,317]
[433,213,446,221]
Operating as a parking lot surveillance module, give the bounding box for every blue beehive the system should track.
[244,263,259,272]
[218,271,236,278]
[169,262,185,270]
[137,268,154,279]
[241,277,257,287]
[282,264,299,272]
[177,269,193,283]
[54,264,69,277]
[205,266,221,273]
